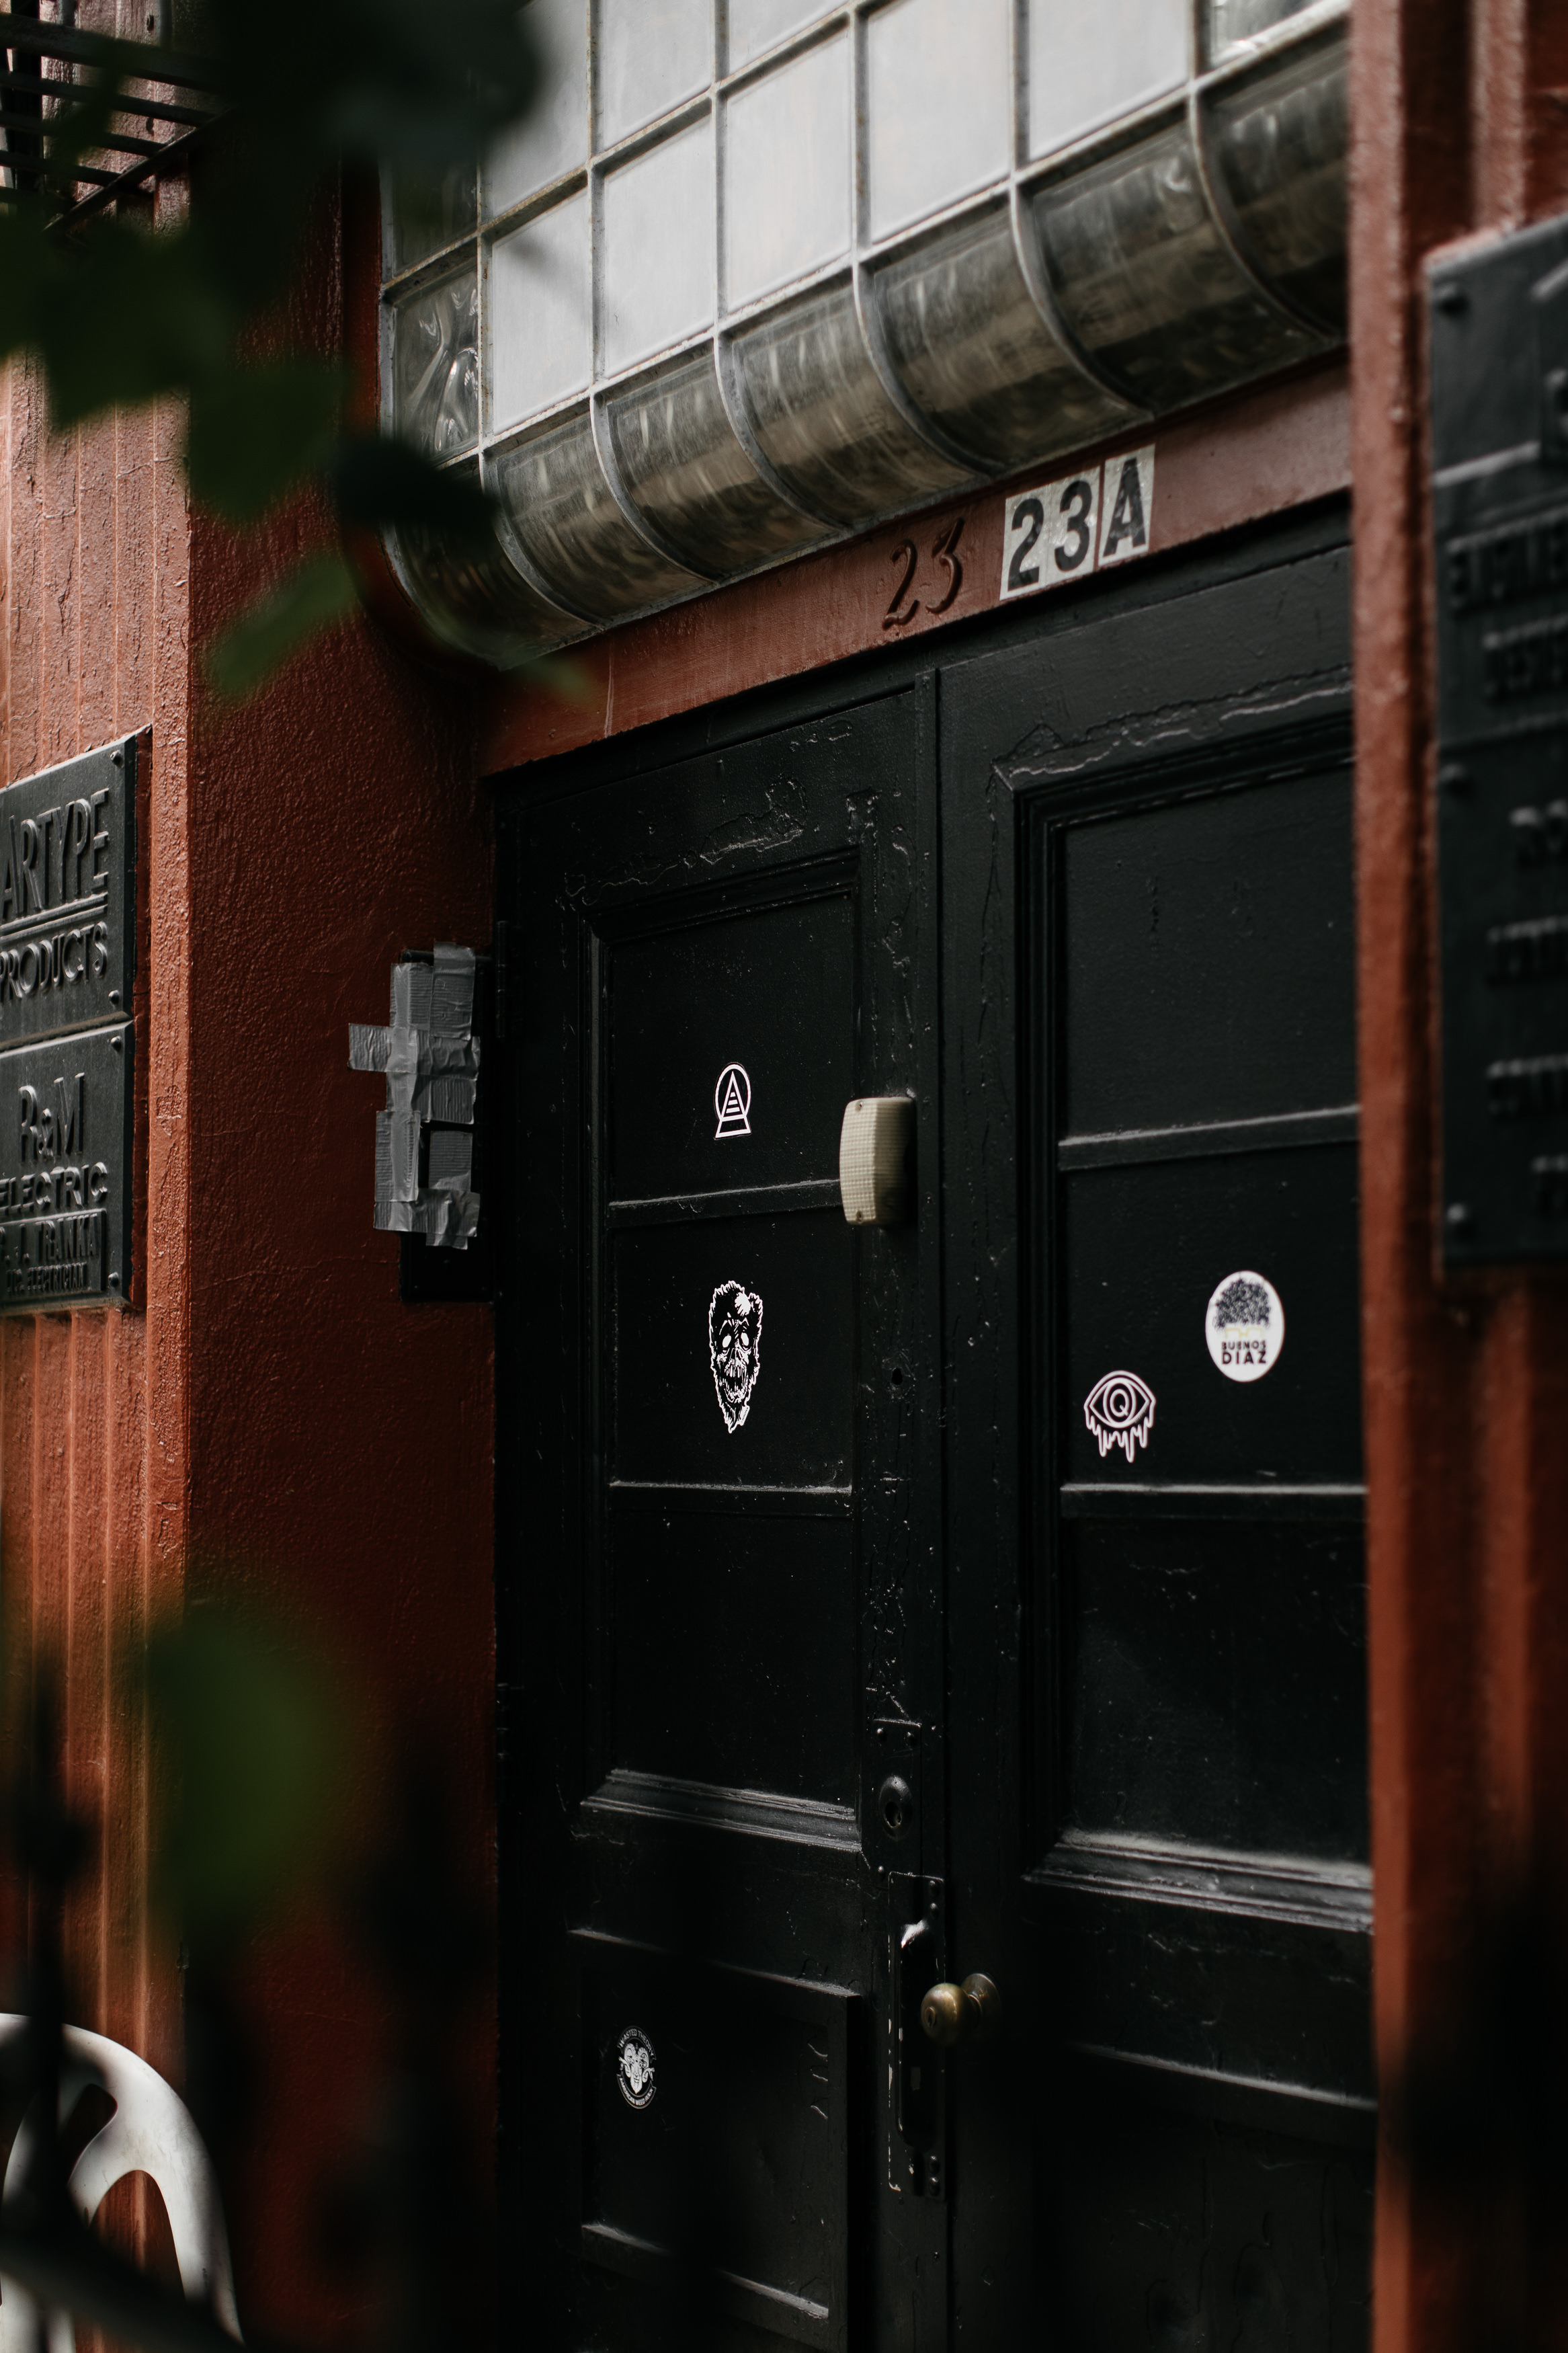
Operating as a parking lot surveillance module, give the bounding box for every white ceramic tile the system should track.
[485,0,589,217]
[488,192,592,429]
[597,0,712,147]
[601,116,716,372]
[727,0,831,70]
[1029,0,1189,157]
[867,0,1013,241]
[723,34,850,307]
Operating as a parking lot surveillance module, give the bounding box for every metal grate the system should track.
[0,6,221,226]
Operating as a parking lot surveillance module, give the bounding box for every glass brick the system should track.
[393,268,480,457]
[1207,0,1323,62]
[597,0,711,147]
[1031,121,1320,410]
[484,0,587,218]
[488,192,592,431]
[1206,40,1348,330]
[867,0,1013,242]
[873,207,1133,467]
[727,0,832,70]
[601,116,716,374]
[495,411,701,621]
[386,163,477,276]
[723,34,850,309]
[606,349,826,571]
[1028,0,1189,158]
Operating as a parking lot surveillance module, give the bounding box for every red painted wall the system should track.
[1,181,496,2342]
[1352,5,1568,2350]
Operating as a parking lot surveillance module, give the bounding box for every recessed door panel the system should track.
[1061,1145,1363,1488]
[1064,1517,1368,1859]
[609,1505,858,1802]
[579,1943,854,2353]
[611,1212,854,1489]
[1063,767,1356,1139]
[1048,2085,1372,2353]
[608,893,856,1202]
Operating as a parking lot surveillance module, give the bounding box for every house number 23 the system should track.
[882,517,966,631]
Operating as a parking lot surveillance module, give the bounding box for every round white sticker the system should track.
[1204,1271,1285,1384]
[617,2026,657,2110]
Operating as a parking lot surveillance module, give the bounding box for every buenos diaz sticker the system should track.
[1205,1271,1284,1384]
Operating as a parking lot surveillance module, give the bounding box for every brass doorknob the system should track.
[919,1972,1001,2046]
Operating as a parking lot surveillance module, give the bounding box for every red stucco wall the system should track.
[0,182,496,2342]
[1352,4,1568,2350]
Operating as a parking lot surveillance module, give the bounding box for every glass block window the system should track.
[380,0,1349,659]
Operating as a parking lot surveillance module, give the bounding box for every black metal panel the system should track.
[0,736,135,1049]
[1430,210,1568,1261]
[0,1021,132,1310]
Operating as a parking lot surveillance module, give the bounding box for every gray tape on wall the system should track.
[349,944,481,1250]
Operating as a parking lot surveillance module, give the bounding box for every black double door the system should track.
[497,513,1372,2352]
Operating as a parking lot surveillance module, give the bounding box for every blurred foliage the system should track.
[0,0,542,694]
[141,1606,353,1956]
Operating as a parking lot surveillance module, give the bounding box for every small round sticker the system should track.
[616,2026,657,2110]
[1205,1271,1284,1384]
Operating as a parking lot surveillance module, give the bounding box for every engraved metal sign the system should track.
[1432,213,1568,1261]
[0,737,135,1047]
[0,1022,132,1307]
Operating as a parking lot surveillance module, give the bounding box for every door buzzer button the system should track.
[839,1095,916,1226]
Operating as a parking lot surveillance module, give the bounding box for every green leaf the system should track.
[143,1607,352,1952]
[204,549,358,701]
[328,434,498,546]
[185,356,347,524]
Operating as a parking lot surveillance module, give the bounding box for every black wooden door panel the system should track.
[1063,1515,1368,1859]
[577,1938,856,2353]
[612,1213,854,1490]
[940,533,1372,2353]
[1060,766,1357,1139]
[499,688,944,2353]
[608,895,856,1201]
[1060,1147,1364,1488]
[606,1503,858,1802]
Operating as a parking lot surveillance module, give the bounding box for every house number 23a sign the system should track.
[999,446,1155,603]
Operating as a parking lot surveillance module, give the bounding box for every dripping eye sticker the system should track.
[1205,1270,1284,1383]
[1083,1370,1156,1462]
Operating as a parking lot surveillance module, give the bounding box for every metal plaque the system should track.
[0,1021,132,1309]
[0,735,136,1049]
[1432,212,1568,1262]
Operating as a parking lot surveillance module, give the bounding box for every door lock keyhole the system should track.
[878,1773,913,1837]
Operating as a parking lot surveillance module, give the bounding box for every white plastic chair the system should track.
[0,2016,241,2352]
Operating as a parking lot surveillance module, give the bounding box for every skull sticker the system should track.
[709,1281,764,1433]
[616,2026,656,2110]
